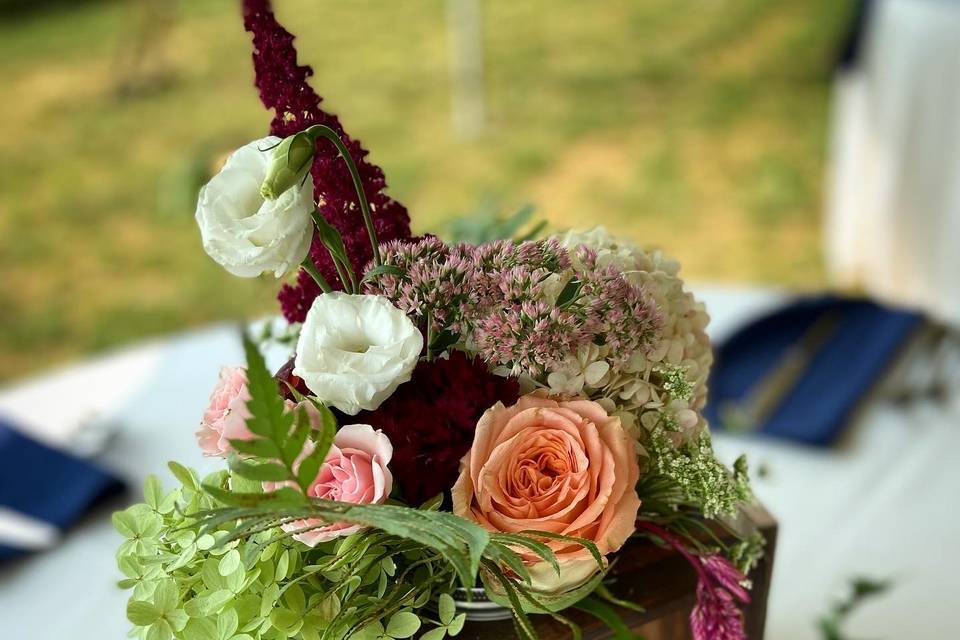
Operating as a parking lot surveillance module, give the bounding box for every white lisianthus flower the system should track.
[195,137,315,278]
[294,293,424,415]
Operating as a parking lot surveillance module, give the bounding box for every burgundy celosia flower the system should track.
[636,521,751,640]
[243,0,411,322]
[274,357,310,399]
[352,351,519,505]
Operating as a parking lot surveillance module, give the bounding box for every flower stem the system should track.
[425,310,434,361]
[300,257,333,294]
[306,125,382,267]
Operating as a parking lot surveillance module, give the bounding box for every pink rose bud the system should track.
[266,424,394,546]
[196,366,255,457]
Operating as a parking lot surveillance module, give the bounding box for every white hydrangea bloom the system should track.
[555,227,713,443]
[546,344,611,395]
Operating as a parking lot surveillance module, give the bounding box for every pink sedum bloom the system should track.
[197,367,255,457]
[268,424,394,546]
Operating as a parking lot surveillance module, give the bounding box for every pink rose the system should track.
[197,367,255,456]
[452,393,641,593]
[269,424,394,546]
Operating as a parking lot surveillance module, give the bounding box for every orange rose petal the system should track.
[453,394,642,593]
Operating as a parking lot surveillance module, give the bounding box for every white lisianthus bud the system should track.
[294,293,424,415]
[260,130,316,200]
[195,137,315,278]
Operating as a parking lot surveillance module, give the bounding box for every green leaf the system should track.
[270,607,304,635]
[483,542,532,585]
[154,579,180,614]
[200,483,307,509]
[428,329,459,358]
[352,621,384,640]
[275,549,290,581]
[480,563,538,640]
[185,590,233,618]
[168,461,199,491]
[145,620,174,640]
[284,583,306,614]
[573,597,643,640]
[240,332,295,449]
[438,593,455,626]
[516,219,548,242]
[361,264,405,284]
[282,405,312,463]
[519,530,604,570]
[296,404,336,493]
[228,455,290,482]
[483,561,608,615]
[192,500,490,589]
[182,617,218,640]
[446,613,466,636]
[260,583,280,618]
[228,438,281,459]
[312,501,489,588]
[385,612,421,639]
[555,278,583,308]
[491,533,559,577]
[227,472,263,496]
[168,610,189,633]
[311,211,357,291]
[594,583,645,613]
[420,494,444,511]
[217,608,239,640]
[127,601,161,626]
[218,550,241,577]
[113,504,163,539]
[420,628,447,640]
[144,475,164,510]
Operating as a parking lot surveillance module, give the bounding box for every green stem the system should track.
[309,209,358,294]
[300,258,333,294]
[306,125,382,266]
[330,252,354,295]
[425,310,434,361]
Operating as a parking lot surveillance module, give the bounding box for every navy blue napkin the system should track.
[0,417,125,561]
[705,295,922,446]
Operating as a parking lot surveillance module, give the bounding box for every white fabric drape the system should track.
[825,0,960,328]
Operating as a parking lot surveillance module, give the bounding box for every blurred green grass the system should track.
[0,0,852,382]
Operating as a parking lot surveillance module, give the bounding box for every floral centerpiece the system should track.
[113,3,763,640]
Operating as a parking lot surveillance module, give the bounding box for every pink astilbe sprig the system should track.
[637,521,751,640]
[243,0,411,322]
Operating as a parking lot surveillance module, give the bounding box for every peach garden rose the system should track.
[452,393,641,593]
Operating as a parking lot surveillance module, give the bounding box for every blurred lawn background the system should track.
[0,0,853,382]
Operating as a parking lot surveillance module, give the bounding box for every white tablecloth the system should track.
[1,287,958,639]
